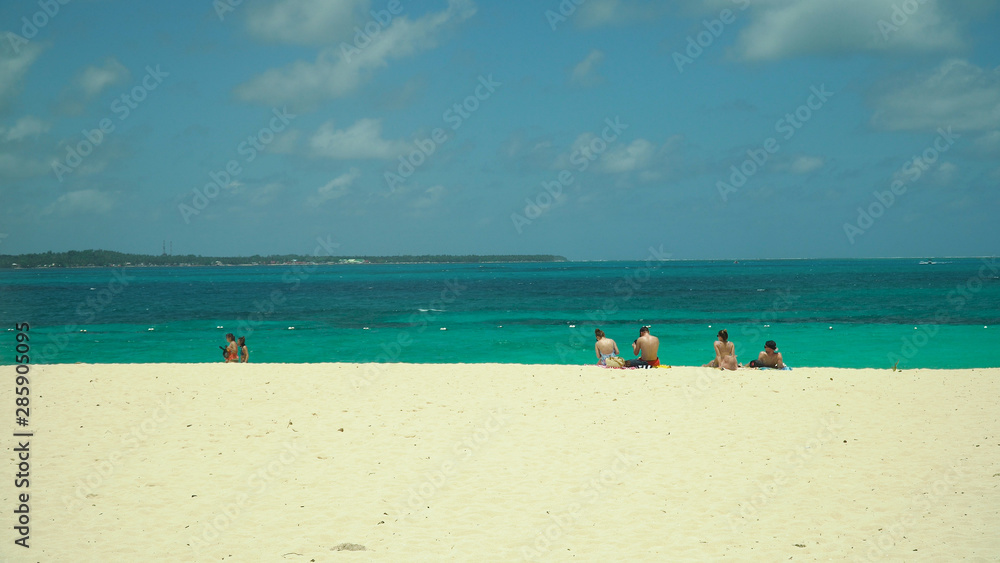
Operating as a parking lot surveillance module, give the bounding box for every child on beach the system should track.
[238,336,248,363]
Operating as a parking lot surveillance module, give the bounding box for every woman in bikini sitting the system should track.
[594,328,620,366]
[702,328,738,370]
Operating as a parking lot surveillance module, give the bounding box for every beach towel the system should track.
[600,364,671,370]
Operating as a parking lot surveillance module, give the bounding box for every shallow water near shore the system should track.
[3,258,998,368]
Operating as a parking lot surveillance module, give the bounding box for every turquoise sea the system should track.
[2,258,999,368]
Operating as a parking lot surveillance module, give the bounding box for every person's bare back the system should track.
[703,329,737,370]
[632,327,659,362]
[594,328,619,364]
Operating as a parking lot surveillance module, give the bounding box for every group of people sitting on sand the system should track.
[221,333,249,363]
[594,327,784,370]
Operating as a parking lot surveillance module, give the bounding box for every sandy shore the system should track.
[2,363,998,561]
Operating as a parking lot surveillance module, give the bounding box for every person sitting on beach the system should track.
[702,329,738,370]
[238,336,249,363]
[748,340,784,369]
[223,333,238,362]
[594,329,620,366]
[626,326,660,367]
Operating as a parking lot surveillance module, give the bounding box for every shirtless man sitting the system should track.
[626,326,659,367]
[750,340,785,369]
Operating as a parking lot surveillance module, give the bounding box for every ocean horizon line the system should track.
[3,255,997,267]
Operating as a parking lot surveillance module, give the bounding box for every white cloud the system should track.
[309,168,361,204]
[732,0,963,61]
[0,152,48,178]
[42,189,116,216]
[78,58,129,98]
[235,0,475,108]
[934,161,956,184]
[973,130,1000,155]
[309,119,409,159]
[412,184,446,208]
[552,133,596,170]
[266,129,300,154]
[785,155,825,174]
[576,0,667,28]
[571,50,604,85]
[871,59,1000,131]
[246,0,367,45]
[0,115,49,142]
[554,134,660,174]
[600,139,656,173]
[249,182,286,206]
[0,37,44,109]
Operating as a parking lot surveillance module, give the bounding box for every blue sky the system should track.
[1,0,998,260]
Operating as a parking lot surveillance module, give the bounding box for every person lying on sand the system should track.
[748,340,784,369]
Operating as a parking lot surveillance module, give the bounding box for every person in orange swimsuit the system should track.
[625,326,660,368]
[223,333,238,362]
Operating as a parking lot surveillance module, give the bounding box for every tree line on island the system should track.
[0,250,568,268]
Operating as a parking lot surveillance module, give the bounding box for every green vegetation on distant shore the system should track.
[0,250,568,268]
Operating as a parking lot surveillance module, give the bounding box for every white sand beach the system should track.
[3,363,999,561]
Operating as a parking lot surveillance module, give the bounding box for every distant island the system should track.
[0,250,568,269]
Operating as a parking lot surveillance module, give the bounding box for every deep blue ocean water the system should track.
[2,258,998,368]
